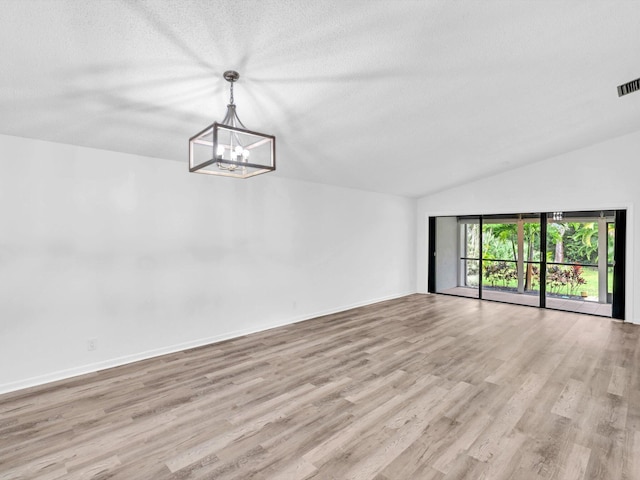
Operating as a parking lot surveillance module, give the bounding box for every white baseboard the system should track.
[0,291,415,395]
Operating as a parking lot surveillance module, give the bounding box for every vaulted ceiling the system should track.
[1,0,639,197]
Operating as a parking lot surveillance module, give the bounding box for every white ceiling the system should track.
[1,0,639,197]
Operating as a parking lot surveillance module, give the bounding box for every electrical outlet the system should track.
[87,338,97,351]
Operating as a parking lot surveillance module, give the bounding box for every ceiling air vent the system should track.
[618,77,640,97]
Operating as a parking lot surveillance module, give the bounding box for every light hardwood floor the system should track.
[1,294,639,479]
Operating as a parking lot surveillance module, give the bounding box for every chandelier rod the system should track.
[223,70,239,105]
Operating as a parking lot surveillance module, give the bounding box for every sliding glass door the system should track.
[433,216,480,298]
[481,214,541,307]
[429,209,625,319]
[544,211,615,316]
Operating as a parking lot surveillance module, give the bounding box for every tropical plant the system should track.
[564,222,598,264]
[482,228,507,261]
[483,261,517,287]
[546,264,586,296]
[482,223,517,261]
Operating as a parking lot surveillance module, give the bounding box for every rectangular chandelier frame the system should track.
[189,122,276,179]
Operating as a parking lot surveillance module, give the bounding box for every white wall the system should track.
[435,216,458,291]
[0,134,417,393]
[417,129,639,323]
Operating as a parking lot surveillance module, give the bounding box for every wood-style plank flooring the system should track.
[1,294,639,479]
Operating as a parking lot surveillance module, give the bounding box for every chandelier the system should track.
[189,70,276,178]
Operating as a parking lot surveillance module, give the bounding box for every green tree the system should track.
[547,222,567,263]
[523,222,540,291]
[565,222,598,264]
[493,223,517,261]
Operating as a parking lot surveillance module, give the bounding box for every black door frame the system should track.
[612,210,626,320]
[427,217,436,294]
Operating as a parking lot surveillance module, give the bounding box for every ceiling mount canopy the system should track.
[223,70,239,83]
[189,70,276,178]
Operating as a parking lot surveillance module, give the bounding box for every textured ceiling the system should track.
[1,0,639,197]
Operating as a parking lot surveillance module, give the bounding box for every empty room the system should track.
[1,1,639,479]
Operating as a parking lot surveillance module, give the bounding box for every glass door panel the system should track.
[481,214,540,306]
[545,211,614,316]
[435,216,480,298]
[607,221,615,303]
